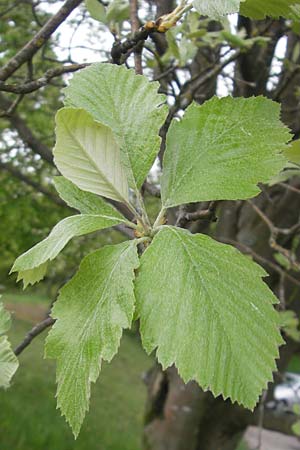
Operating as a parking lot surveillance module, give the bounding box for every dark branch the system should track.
[176,202,218,227]
[14,317,55,356]
[0,0,83,82]
[0,63,88,94]
[111,26,152,64]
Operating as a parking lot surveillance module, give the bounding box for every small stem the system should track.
[153,208,166,229]
[136,189,151,227]
[136,236,151,245]
[124,220,139,230]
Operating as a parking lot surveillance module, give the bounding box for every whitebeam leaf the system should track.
[54,176,125,218]
[193,0,242,17]
[11,214,125,287]
[0,302,18,388]
[64,63,168,189]
[241,0,300,19]
[135,227,283,409]
[45,240,139,437]
[54,107,129,203]
[161,96,290,208]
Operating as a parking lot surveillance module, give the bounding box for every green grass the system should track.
[237,442,249,450]
[1,290,50,305]
[0,314,152,450]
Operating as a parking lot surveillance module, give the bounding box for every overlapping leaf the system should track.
[0,302,18,388]
[135,226,283,409]
[161,96,290,208]
[192,0,300,18]
[45,240,139,436]
[54,176,125,218]
[193,0,241,17]
[64,63,167,189]
[241,0,300,19]
[54,107,129,203]
[11,214,125,287]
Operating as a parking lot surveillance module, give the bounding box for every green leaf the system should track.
[135,226,283,409]
[64,63,167,189]
[293,404,300,415]
[292,420,300,437]
[11,214,125,287]
[85,0,107,22]
[53,176,125,218]
[240,0,300,19]
[0,302,18,388]
[17,262,48,290]
[45,240,139,437]
[161,96,290,208]
[106,0,129,23]
[279,310,300,342]
[54,107,129,204]
[285,139,300,164]
[193,0,241,18]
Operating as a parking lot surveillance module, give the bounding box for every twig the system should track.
[176,202,217,227]
[0,0,83,82]
[14,317,55,356]
[0,64,88,94]
[247,200,300,270]
[129,0,143,74]
[279,182,300,195]
[111,1,193,64]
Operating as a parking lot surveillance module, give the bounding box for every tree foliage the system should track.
[1,0,300,446]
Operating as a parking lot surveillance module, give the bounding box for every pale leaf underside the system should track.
[64,63,168,189]
[53,176,125,218]
[54,107,129,203]
[11,214,124,286]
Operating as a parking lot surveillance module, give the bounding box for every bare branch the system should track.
[176,202,218,227]
[0,0,83,82]
[14,317,55,356]
[0,63,89,94]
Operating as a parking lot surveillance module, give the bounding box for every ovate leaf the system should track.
[135,226,283,409]
[54,107,129,203]
[0,302,18,388]
[45,240,139,436]
[161,96,290,208]
[11,214,124,286]
[240,0,300,19]
[54,176,125,218]
[64,63,167,189]
[193,0,241,18]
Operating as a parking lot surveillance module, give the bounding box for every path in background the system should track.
[246,427,300,450]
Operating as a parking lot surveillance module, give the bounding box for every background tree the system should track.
[1,1,300,450]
